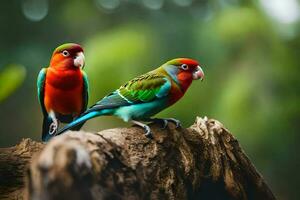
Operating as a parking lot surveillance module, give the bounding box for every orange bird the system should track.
[37,43,89,141]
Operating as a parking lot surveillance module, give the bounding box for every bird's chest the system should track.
[46,69,83,90]
[44,69,83,115]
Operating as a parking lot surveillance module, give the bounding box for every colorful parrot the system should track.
[56,58,204,138]
[37,43,89,141]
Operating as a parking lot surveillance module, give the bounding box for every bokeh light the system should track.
[22,0,48,21]
[142,0,164,10]
[95,0,120,10]
[173,0,193,7]
[260,0,300,24]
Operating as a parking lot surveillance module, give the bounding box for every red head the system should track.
[49,43,85,70]
[163,58,204,92]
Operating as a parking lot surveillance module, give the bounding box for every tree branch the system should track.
[0,117,276,200]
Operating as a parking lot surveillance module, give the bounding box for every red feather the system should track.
[178,58,199,67]
[44,67,84,116]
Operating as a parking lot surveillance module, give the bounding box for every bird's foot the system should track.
[167,118,182,128]
[153,118,181,129]
[143,125,153,139]
[49,120,58,135]
[131,120,153,139]
[150,118,168,129]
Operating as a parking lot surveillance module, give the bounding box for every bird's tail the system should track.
[55,111,101,136]
[42,116,56,142]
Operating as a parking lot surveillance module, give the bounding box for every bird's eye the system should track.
[62,50,70,57]
[181,64,189,70]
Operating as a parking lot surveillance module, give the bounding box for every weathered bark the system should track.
[0,138,44,199]
[0,117,276,200]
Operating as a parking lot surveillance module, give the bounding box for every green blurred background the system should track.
[0,0,299,199]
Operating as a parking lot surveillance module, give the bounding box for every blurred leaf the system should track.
[0,64,26,102]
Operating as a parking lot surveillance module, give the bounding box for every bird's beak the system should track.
[74,52,85,68]
[193,65,204,81]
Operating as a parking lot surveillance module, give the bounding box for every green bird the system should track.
[55,58,204,138]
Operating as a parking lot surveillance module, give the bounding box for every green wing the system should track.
[37,68,47,116]
[119,72,171,103]
[81,71,89,113]
[86,72,171,113]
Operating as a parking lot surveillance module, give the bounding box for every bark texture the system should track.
[0,117,276,200]
[0,138,44,199]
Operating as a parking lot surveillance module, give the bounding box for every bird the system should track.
[37,43,89,141]
[55,58,204,138]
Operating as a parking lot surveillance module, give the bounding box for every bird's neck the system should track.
[177,72,193,93]
[160,66,192,93]
[50,64,78,71]
[50,58,76,71]
[46,67,83,90]
[161,65,179,84]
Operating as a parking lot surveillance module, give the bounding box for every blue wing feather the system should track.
[37,68,47,116]
[37,68,54,141]
[155,77,171,98]
[81,71,89,112]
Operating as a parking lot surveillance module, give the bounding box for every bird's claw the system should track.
[161,119,168,129]
[154,118,181,129]
[49,122,58,135]
[131,120,153,139]
[168,118,181,128]
[144,125,153,139]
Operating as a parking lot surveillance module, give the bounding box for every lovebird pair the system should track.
[38,43,204,141]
